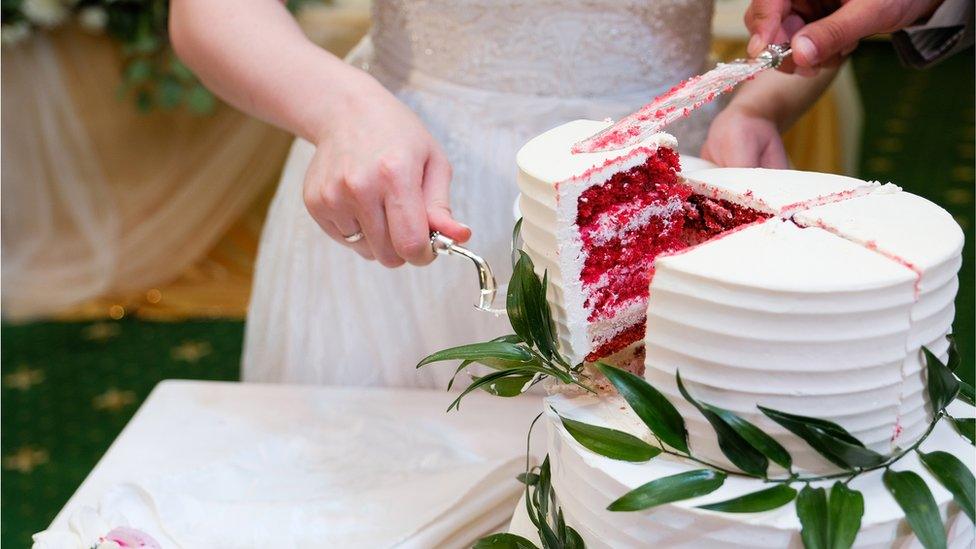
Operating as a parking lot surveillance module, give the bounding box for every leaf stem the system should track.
[633,411,948,487]
[654,411,949,485]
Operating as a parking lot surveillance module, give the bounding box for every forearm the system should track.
[725,65,839,132]
[169,0,376,143]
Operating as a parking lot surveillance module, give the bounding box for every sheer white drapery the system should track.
[1,29,292,320]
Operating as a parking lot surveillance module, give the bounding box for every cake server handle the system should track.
[430,232,499,312]
[758,42,792,68]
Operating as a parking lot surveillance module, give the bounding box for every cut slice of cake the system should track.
[517,120,693,365]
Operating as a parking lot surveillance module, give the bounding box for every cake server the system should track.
[430,232,500,312]
[573,43,792,154]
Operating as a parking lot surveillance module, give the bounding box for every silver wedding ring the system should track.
[343,231,365,243]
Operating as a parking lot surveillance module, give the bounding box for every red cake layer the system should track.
[575,148,683,228]
[575,154,771,364]
[581,215,679,317]
[587,323,646,363]
[575,149,687,322]
[682,194,771,245]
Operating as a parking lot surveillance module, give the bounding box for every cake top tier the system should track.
[516,119,677,185]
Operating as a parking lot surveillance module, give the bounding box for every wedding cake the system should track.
[507,119,973,547]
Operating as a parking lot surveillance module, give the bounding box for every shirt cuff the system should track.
[891,0,973,68]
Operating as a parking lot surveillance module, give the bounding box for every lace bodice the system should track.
[368,0,714,98]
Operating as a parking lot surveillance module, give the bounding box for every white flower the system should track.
[21,0,69,28]
[1,22,31,46]
[77,6,107,33]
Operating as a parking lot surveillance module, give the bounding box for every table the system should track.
[48,380,545,546]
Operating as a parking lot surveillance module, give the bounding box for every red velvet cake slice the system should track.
[516,120,772,365]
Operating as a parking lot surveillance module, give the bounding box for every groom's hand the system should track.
[745,0,944,73]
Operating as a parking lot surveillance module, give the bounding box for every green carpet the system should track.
[2,42,973,546]
[2,321,244,545]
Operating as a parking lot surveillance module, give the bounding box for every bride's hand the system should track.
[302,76,471,268]
[700,105,788,169]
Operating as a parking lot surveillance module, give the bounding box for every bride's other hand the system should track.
[701,106,788,168]
[169,0,469,269]
[303,76,470,268]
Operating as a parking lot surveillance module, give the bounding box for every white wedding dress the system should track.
[242,0,719,386]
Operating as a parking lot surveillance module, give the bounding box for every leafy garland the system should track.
[417,220,593,412]
[474,414,584,549]
[417,219,976,549]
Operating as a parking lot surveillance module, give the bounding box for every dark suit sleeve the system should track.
[890,0,974,69]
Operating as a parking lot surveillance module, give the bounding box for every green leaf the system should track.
[677,372,768,476]
[950,417,975,445]
[517,472,539,486]
[759,406,884,469]
[946,334,959,372]
[558,414,661,462]
[509,251,560,363]
[507,252,535,347]
[795,485,828,549]
[473,533,539,549]
[186,85,216,115]
[923,346,959,413]
[562,525,585,549]
[534,457,559,548]
[417,341,533,368]
[697,484,796,512]
[538,271,562,365]
[124,58,153,84]
[522,265,554,360]
[473,373,534,397]
[957,380,975,406]
[828,482,864,549]
[596,363,688,453]
[757,406,861,446]
[446,369,536,411]
[607,469,726,512]
[512,217,524,268]
[169,56,195,81]
[918,450,975,522]
[883,469,947,549]
[445,336,526,390]
[157,76,184,110]
[135,89,153,113]
[702,403,792,470]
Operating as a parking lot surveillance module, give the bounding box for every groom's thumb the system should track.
[423,150,471,243]
[791,0,886,67]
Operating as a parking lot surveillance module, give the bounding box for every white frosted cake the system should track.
[510,120,972,547]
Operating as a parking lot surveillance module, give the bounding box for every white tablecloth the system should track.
[43,380,545,548]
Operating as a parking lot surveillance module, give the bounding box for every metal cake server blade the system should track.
[573,43,792,154]
[430,232,503,313]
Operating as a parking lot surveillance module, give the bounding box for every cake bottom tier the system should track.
[509,395,974,548]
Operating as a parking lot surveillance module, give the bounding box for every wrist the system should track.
[299,64,387,145]
[722,101,784,131]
